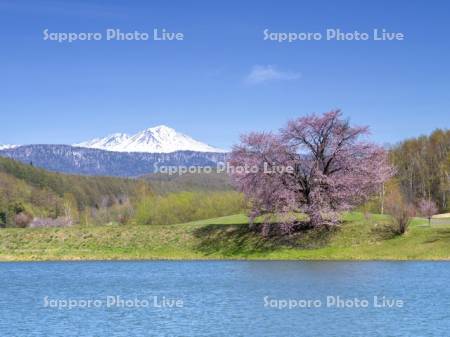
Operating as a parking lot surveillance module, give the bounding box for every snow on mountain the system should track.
[0,144,18,151]
[75,133,130,150]
[74,125,227,153]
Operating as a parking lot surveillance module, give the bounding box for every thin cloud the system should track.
[245,65,301,84]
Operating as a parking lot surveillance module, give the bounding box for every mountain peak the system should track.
[148,125,174,132]
[143,125,177,137]
[74,126,226,153]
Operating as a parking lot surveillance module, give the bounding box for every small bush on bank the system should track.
[385,186,415,235]
[14,212,33,228]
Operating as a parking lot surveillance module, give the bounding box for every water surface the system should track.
[0,261,449,336]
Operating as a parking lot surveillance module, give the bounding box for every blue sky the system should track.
[1,0,449,149]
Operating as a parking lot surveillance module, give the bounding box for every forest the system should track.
[390,129,449,211]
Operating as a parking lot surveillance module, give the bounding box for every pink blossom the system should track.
[229,110,395,229]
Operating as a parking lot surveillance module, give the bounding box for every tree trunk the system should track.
[380,183,385,215]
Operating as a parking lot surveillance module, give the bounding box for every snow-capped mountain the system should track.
[0,144,18,151]
[74,125,226,153]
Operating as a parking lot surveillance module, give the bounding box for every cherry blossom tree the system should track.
[229,110,395,231]
[418,199,438,226]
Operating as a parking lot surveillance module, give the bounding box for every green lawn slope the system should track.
[1,213,450,261]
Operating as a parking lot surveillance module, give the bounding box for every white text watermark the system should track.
[43,295,184,310]
[153,162,295,176]
[263,28,405,42]
[43,28,184,43]
[263,295,404,309]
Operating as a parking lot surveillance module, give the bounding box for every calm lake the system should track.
[1,261,449,336]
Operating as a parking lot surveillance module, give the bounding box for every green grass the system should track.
[1,213,450,261]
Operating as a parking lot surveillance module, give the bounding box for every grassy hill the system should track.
[1,212,450,261]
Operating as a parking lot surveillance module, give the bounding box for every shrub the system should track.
[385,187,415,235]
[117,205,134,225]
[14,212,33,228]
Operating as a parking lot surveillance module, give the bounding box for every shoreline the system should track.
[2,257,450,262]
